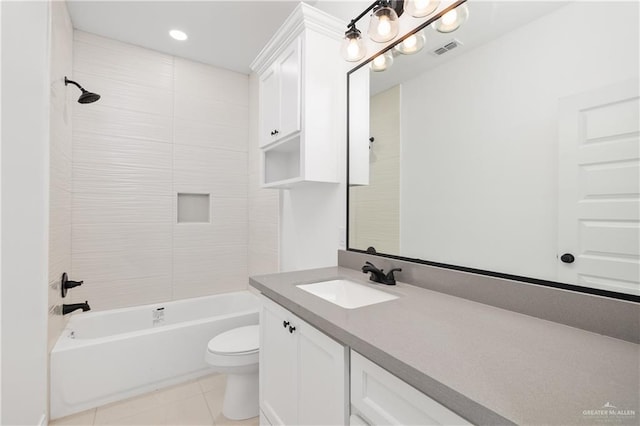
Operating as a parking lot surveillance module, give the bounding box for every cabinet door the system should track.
[277,37,301,141]
[259,66,279,148]
[351,351,470,426]
[260,299,298,425]
[297,320,348,426]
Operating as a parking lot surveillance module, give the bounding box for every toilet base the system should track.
[222,371,259,420]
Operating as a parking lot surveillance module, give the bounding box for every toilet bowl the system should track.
[205,324,259,420]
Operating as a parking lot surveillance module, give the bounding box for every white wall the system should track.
[70,32,250,311]
[400,1,639,280]
[350,85,401,254]
[48,0,73,352]
[1,1,50,424]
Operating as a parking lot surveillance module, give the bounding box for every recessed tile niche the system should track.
[177,193,210,223]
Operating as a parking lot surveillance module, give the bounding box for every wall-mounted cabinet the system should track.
[251,3,346,189]
[259,38,301,148]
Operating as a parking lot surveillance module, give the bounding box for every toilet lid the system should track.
[208,325,259,355]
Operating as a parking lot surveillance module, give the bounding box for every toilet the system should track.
[205,325,260,420]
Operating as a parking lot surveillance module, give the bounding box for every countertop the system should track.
[249,266,639,425]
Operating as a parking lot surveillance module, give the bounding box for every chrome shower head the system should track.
[64,77,101,104]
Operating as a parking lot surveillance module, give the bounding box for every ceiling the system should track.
[369,1,569,94]
[67,0,352,75]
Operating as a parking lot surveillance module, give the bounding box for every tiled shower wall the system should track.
[70,31,250,311]
[48,0,74,350]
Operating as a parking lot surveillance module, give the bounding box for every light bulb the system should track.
[404,0,439,18]
[432,4,469,33]
[441,9,457,26]
[377,15,391,37]
[341,27,366,62]
[394,30,425,55]
[404,35,417,49]
[370,51,394,72]
[368,5,399,43]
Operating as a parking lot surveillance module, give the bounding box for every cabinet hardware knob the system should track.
[288,325,296,334]
[283,320,290,328]
[560,253,575,264]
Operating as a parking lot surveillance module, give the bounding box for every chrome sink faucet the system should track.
[361,261,402,285]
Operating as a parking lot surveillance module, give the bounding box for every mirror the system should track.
[348,1,639,297]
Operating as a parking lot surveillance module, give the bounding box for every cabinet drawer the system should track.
[350,351,471,426]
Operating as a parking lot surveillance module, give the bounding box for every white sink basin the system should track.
[297,279,398,309]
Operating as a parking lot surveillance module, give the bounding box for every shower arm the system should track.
[64,77,85,92]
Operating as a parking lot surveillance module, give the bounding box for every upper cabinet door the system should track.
[259,66,280,148]
[277,37,301,142]
[259,37,302,148]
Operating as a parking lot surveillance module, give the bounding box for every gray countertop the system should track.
[250,266,639,426]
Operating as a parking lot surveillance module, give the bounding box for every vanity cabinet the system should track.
[259,295,348,425]
[350,351,471,426]
[251,3,346,188]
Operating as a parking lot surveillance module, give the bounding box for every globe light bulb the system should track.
[432,4,469,33]
[404,35,417,49]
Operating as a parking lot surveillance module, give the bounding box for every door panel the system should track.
[278,38,301,141]
[558,79,640,295]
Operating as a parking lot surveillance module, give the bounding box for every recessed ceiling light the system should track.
[169,29,188,41]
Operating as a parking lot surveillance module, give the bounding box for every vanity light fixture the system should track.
[368,1,400,43]
[342,26,367,62]
[341,0,404,61]
[394,30,426,54]
[432,3,469,33]
[404,0,440,18]
[169,29,188,41]
[370,51,394,72]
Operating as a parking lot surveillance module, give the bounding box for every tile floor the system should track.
[50,374,259,426]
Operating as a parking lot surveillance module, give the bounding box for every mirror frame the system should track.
[345,0,639,303]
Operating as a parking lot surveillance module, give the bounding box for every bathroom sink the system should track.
[296,279,398,309]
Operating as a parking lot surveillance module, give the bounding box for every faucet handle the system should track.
[384,268,402,284]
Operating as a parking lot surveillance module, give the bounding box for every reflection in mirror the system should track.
[348,1,640,297]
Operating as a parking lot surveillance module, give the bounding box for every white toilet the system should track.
[205,325,259,420]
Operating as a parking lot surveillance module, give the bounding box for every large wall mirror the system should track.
[347,0,639,299]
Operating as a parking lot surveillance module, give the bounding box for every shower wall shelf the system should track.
[251,3,347,189]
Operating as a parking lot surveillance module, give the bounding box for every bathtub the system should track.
[50,291,260,419]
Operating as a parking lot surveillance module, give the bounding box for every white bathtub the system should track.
[50,291,260,420]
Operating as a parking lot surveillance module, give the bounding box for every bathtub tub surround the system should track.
[50,291,259,420]
[250,265,639,425]
[205,324,260,420]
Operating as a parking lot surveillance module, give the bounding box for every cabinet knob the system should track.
[283,320,290,328]
[270,129,279,136]
[288,325,296,334]
[560,253,575,264]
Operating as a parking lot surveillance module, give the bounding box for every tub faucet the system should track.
[361,261,402,285]
[62,301,91,315]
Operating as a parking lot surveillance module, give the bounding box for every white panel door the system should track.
[260,66,280,148]
[260,298,298,425]
[297,319,347,426]
[558,79,640,295]
[277,37,301,141]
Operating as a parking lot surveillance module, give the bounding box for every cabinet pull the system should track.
[288,325,296,334]
[283,320,290,328]
[270,129,279,136]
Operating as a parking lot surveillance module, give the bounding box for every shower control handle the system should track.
[283,320,290,329]
[61,272,84,298]
[288,325,296,334]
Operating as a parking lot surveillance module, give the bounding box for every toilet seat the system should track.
[207,325,259,355]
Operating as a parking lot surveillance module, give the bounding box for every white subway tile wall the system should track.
[69,31,271,311]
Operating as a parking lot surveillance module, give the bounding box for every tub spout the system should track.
[62,301,91,315]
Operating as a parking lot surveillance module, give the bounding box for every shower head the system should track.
[64,76,101,104]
